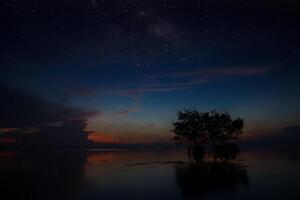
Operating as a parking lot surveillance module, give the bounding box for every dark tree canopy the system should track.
[172,109,244,160]
[173,109,244,145]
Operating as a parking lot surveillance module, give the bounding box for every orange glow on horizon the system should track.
[87,153,119,164]
[88,132,118,143]
[87,132,172,144]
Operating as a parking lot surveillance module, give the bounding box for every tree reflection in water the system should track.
[175,161,249,198]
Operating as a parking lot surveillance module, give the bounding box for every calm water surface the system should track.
[0,148,299,199]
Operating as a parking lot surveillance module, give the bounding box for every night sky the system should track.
[0,0,299,144]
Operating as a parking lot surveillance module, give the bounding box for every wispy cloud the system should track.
[0,128,19,133]
[23,127,40,134]
[107,86,191,96]
[155,66,276,78]
[108,65,276,96]
[113,107,141,115]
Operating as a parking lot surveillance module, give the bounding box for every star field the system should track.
[0,0,299,143]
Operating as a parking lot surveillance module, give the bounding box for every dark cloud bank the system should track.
[0,83,96,148]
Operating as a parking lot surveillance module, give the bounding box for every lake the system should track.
[0,148,299,199]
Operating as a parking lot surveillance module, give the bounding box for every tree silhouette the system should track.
[172,109,244,160]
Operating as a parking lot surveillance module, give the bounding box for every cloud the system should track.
[107,86,191,96]
[87,132,116,143]
[0,128,20,133]
[0,83,98,147]
[108,65,276,97]
[0,83,95,128]
[23,127,40,134]
[26,120,93,147]
[156,66,275,79]
[113,107,141,115]
[86,121,171,144]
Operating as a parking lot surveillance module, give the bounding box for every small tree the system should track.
[172,109,244,160]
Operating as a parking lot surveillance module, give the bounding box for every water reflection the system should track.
[0,150,86,200]
[1,149,300,199]
[175,161,249,199]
